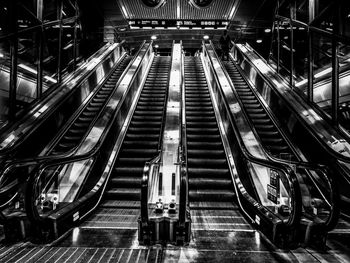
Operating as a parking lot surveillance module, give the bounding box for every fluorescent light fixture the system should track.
[44,76,58,83]
[203,35,209,40]
[256,39,262,43]
[143,27,152,30]
[155,27,164,29]
[121,5,128,19]
[18,64,37,74]
[229,5,237,20]
[177,2,180,19]
[167,27,177,29]
[264,28,271,33]
[151,35,157,40]
[314,67,332,78]
[295,79,307,87]
[63,43,73,50]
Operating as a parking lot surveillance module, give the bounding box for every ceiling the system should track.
[81,0,277,50]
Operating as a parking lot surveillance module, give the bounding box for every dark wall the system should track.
[77,0,105,58]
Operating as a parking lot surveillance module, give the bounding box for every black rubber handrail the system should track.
[178,47,189,228]
[207,42,339,231]
[14,42,153,226]
[140,42,174,232]
[0,42,146,207]
[202,43,302,228]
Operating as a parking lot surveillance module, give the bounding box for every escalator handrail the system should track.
[140,154,161,227]
[207,42,339,230]
[0,42,125,156]
[0,42,147,205]
[179,48,189,227]
[140,42,174,229]
[232,42,350,164]
[202,43,302,228]
[19,42,153,225]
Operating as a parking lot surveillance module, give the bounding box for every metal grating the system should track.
[180,0,236,20]
[119,0,237,20]
[119,0,177,20]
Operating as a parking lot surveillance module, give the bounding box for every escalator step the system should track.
[105,188,140,201]
[110,176,141,187]
[186,134,221,141]
[114,166,145,176]
[187,149,225,157]
[187,141,222,149]
[189,190,234,202]
[187,158,227,167]
[188,178,232,189]
[188,167,230,178]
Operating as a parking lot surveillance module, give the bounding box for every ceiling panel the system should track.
[118,0,238,20]
[119,0,177,20]
[180,0,236,20]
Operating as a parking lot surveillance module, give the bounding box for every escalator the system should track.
[0,43,125,161]
[79,56,170,229]
[0,55,133,235]
[223,60,296,161]
[184,56,252,232]
[49,55,132,155]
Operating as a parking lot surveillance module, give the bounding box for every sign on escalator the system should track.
[267,170,280,204]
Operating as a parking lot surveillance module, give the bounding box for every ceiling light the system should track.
[151,35,157,40]
[18,64,37,74]
[264,28,271,33]
[121,5,129,19]
[256,39,262,43]
[203,35,209,40]
[0,53,4,58]
[229,5,237,20]
[44,76,58,83]
[155,45,159,48]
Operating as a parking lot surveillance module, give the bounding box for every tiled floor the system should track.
[1,225,350,262]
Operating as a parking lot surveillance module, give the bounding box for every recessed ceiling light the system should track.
[151,35,157,40]
[256,39,262,43]
[155,44,159,48]
[203,35,209,40]
[264,28,271,33]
